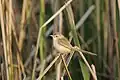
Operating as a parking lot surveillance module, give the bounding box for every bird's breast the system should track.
[53,40,71,54]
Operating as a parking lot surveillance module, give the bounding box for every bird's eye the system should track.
[55,35,57,37]
[55,35,58,37]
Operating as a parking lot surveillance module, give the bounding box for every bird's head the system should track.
[50,33,64,40]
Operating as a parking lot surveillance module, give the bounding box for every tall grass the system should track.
[0,0,119,80]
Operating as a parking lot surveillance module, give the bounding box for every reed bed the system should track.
[0,0,119,80]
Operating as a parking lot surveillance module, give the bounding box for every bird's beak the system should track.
[50,35,53,38]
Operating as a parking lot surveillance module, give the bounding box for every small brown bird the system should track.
[51,33,97,80]
[50,33,96,55]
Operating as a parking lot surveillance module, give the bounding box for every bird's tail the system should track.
[73,46,97,56]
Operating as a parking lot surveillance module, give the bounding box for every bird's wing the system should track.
[58,37,72,49]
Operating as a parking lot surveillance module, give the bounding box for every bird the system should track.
[50,33,96,55]
[50,33,97,80]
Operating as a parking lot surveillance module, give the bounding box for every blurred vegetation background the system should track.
[0,0,120,80]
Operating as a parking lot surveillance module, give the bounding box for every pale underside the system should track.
[53,36,73,54]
